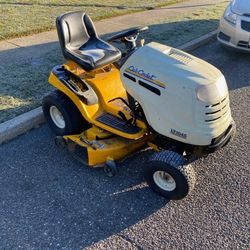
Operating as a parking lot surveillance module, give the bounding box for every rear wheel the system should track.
[144,150,196,200]
[42,90,89,135]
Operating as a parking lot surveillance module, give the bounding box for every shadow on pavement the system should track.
[0,126,167,248]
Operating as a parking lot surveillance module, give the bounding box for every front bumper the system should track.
[218,15,250,51]
[207,120,236,153]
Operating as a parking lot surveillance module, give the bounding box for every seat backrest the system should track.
[56,11,97,53]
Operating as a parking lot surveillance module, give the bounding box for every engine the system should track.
[120,42,233,146]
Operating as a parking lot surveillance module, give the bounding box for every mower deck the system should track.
[62,126,152,166]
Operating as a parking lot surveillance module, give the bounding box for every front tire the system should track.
[42,90,89,135]
[144,150,196,200]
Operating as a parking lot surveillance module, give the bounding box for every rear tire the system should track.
[144,150,196,200]
[42,90,89,135]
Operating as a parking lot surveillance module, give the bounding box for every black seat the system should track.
[56,12,121,71]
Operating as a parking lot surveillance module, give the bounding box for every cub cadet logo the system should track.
[125,66,166,88]
[170,129,187,139]
[128,66,156,81]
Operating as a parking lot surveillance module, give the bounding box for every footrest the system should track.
[96,113,140,134]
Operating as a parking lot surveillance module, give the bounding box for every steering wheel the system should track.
[107,26,149,43]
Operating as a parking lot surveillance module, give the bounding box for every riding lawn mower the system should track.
[42,12,236,200]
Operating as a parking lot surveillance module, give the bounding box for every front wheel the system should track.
[144,150,196,200]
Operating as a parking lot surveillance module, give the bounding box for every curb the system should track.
[0,107,45,144]
[0,30,217,144]
[179,30,217,52]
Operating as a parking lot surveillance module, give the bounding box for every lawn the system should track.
[0,1,228,123]
[0,0,183,40]
[146,2,227,46]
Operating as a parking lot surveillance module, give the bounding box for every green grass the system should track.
[0,0,182,40]
[0,1,227,123]
[146,3,227,46]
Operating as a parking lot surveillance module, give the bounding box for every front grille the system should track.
[218,32,230,42]
[237,41,250,48]
[241,20,250,32]
[205,96,229,123]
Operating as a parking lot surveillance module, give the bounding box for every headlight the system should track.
[224,5,237,25]
[196,76,228,103]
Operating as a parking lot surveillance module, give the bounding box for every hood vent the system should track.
[169,49,193,64]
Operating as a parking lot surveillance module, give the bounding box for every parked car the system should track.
[217,0,250,51]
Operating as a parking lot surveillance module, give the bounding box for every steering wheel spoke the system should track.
[107,26,148,43]
[124,34,138,42]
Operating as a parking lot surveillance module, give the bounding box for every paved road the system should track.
[0,40,249,249]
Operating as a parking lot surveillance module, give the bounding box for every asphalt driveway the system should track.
[0,40,249,249]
